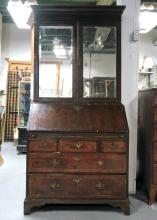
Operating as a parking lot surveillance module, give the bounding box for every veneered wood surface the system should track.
[29,139,57,152]
[58,140,97,152]
[28,103,128,133]
[101,140,126,153]
[153,163,157,184]
[28,152,127,174]
[28,174,127,199]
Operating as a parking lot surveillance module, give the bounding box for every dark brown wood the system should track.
[58,140,97,152]
[28,152,126,173]
[101,140,126,153]
[32,5,124,103]
[138,88,157,204]
[28,174,127,199]
[28,139,57,152]
[24,5,129,215]
[27,103,128,133]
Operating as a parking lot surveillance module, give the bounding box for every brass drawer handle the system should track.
[74,142,83,149]
[49,182,61,190]
[39,143,47,148]
[96,160,104,167]
[111,142,117,149]
[49,159,60,167]
[73,176,81,184]
[96,182,105,190]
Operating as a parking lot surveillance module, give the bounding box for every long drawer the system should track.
[28,153,127,174]
[28,174,127,199]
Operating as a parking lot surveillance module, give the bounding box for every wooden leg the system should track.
[109,199,130,215]
[148,187,157,205]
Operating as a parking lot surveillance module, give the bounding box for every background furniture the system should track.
[17,81,30,154]
[24,5,129,215]
[138,89,157,204]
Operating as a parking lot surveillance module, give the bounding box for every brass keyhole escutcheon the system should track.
[50,159,60,167]
[96,182,105,190]
[111,142,116,149]
[73,176,81,184]
[96,160,104,167]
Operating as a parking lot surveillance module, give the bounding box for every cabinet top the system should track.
[32,5,125,14]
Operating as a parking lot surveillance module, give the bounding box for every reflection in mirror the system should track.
[83,26,116,98]
[39,26,73,98]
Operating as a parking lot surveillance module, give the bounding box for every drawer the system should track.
[154,108,157,122]
[101,140,126,153]
[58,140,96,152]
[153,125,157,140]
[28,139,57,152]
[28,153,127,174]
[153,143,157,161]
[28,174,127,199]
[153,163,157,184]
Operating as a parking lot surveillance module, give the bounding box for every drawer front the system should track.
[101,140,126,153]
[28,153,127,174]
[28,139,57,152]
[153,143,157,161]
[153,163,157,184]
[28,174,127,199]
[58,140,96,152]
[154,108,157,122]
[153,124,157,140]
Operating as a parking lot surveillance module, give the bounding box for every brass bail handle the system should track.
[74,142,83,149]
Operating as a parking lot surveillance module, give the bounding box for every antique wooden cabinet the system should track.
[24,5,130,215]
[138,89,157,204]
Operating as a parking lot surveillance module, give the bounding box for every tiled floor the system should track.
[1,142,157,220]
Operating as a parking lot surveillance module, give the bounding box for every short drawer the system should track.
[58,140,96,152]
[153,143,157,161]
[153,163,157,184]
[101,140,127,153]
[28,153,127,174]
[28,139,57,152]
[28,174,127,199]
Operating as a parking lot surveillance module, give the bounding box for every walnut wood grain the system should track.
[28,174,127,199]
[29,139,57,152]
[58,140,97,152]
[101,140,127,153]
[28,152,127,174]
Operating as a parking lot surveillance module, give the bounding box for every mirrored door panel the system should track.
[83,26,116,98]
[39,26,73,98]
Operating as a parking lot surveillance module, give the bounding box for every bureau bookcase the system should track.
[24,5,129,215]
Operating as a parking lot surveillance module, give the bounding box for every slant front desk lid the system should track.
[28,103,128,133]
